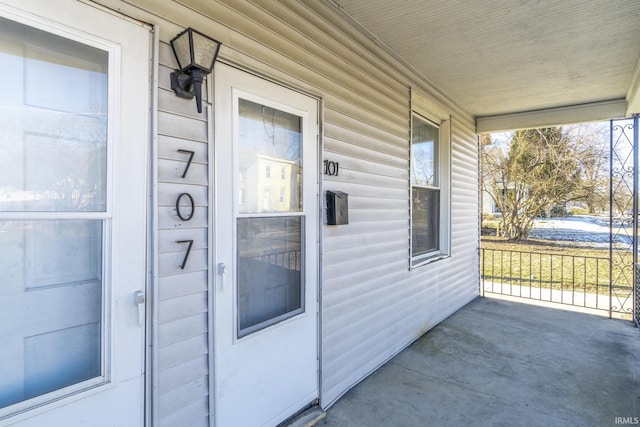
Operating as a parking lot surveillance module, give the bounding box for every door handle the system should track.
[134,291,145,327]
[217,263,227,289]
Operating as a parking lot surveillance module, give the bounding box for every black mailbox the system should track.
[326,190,349,225]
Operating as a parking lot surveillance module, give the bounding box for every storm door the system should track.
[0,2,149,425]
[214,63,319,427]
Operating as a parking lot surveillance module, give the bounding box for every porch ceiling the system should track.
[327,0,640,128]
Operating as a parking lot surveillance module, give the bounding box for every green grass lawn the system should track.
[481,236,633,296]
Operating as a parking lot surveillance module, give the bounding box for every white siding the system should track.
[93,0,479,419]
[155,40,211,427]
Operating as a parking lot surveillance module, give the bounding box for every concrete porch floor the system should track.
[320,297,640,427]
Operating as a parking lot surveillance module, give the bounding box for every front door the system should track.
[214,64,319,426]
[0,1,149,425]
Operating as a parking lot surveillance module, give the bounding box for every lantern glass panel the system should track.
[171,31,192,71]
[191,31,219,72]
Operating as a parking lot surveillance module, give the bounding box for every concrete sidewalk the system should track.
[319,297,640,427]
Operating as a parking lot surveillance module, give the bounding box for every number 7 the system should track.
[177,149,195,179]
[176,240,194,270]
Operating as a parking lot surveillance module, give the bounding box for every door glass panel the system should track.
[0,16,108,411]
[237,216,304,337]
[237,99,302,214]
[237,216,304,336]
[0,220,103,408]
[0,17,108,212]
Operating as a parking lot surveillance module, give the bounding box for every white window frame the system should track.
[410,92,451,269]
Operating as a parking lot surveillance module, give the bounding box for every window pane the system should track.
[237,217,303,337]
[412,117,439,187]
[412,187,440,256]
[0,220,103,408]
[0,17,108,212]
[238,99,302,213]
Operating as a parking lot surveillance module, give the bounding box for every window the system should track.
[281,167,286,180]
[410,107,451,267]
[265,165,271,179]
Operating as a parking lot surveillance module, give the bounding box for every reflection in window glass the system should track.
[0,220,103,408]
[412,118,438,187]
[0,17,108,212]
[411,187,440,256]
[237,217,303,337]
[238,99,302,214]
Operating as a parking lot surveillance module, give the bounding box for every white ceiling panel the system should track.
[329,0,640,121]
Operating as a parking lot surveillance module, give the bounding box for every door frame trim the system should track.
[148,22,160,427]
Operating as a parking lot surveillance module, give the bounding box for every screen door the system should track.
[0,2,149,425]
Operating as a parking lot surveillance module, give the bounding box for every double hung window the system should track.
[410,99,451,267]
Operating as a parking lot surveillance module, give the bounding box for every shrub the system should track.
[570,206,588,216]
[550,205,568,217]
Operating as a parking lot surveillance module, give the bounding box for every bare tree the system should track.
[482,127,586,240]
[567,124,609,213]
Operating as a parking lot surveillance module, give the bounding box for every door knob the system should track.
[217,263,227,275]
[217,263,227,289]
[134,291,145,327]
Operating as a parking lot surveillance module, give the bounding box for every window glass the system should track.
[237,99,302,213]
[0,17,108,410]
[237,217,303,337]
[412,118,438,187]
[0,17,108,212]
[0,220,103,408]
[411,115,441,260]
[412,187,440,256]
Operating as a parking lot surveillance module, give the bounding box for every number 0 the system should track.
[176,192,195,221]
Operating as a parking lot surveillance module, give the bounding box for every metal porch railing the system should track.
[481,248,634,317]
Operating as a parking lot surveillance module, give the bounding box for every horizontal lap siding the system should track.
[156,39,211,427]
[248,2,477,407]
[95,0,479,419]
[170,0,478,410]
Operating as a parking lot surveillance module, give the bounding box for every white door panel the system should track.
[214,64,319,427]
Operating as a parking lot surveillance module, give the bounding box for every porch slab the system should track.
[320,297,640,427]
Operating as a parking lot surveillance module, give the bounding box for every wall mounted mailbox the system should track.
[326,190,349,225]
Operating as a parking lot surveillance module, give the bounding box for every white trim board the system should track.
[477,99,628,133]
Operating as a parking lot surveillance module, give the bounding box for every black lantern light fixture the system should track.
[170,27,221,113]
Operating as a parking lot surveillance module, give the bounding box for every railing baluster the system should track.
[539,253,543,300]
[519,251,523,297]
[509,250,513,295]
[560,255,564,304]
[529,252,533,298]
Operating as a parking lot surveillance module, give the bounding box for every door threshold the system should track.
[278,404,326,427]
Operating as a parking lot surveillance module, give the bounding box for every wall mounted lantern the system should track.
[170,27,221,113]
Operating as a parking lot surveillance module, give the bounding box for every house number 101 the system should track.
[324,160,339,176]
